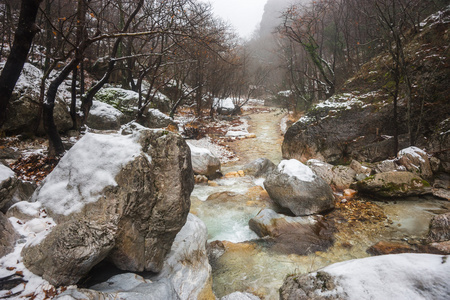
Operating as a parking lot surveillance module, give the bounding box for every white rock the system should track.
[188,142,221,177]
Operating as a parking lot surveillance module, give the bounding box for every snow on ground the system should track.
[0,211,59,299]
[225,118,252,138]
[317,253,450,300]
[31,133,142,216]
[278,159,317,182]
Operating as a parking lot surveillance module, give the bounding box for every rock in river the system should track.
[21,129,194,286]
[264,159,335,216]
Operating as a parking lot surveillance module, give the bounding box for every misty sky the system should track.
[200,0,267,39]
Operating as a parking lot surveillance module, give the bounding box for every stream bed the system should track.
[190,108,450,299]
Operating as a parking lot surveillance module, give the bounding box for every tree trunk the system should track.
[0,0,43,128]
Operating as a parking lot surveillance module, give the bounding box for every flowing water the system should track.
[190,107,450,299]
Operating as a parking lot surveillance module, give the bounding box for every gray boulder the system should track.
[86,100,124,130]
[0,63,72,134]
[56,276,180,300]
[188,142,221,178]
[397,146,433,179]
[0,212,17,257]
[21,130,194,286]
[427,212,450,243]
[264,159,335,216]
[373,159,404,173]
[351,171,432,198]
[243,158,276,178]
[94,87,139,122]
[306,159,356,190]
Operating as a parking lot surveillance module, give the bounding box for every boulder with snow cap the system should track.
[188,142,221,178]
[0,164,17,210]
[307,159,356,190]
[21,129,194,286]
[86,100,124,130]
[397,146,433,179]
[139,108,177,129]
[264,159,335,216]
[280,254,450,300]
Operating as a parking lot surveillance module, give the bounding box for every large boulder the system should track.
[306,159,356,190]
[351,171,432,198]
[282,93,405,164]
[0,212,17,257]
[21,130,194,286]
[243,158,276,178]
[187,142,221,178]
[86,100,125,130]
[280,254,450,300]
[0,63,72,134]
[397,146,433,179]
[94,87,139,122]
[264,159,335,216]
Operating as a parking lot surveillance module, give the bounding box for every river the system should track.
[190,107,450,299]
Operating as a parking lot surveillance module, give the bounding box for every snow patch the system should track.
[278,159,316,182]
[398,146,427,163]
[0,164,15,182]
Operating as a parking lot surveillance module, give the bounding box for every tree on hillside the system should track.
[0,0,43,128]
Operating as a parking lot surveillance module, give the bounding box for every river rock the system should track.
[264,159,335,216]
[349,160,372,180]
[307,159,356,190]
[188,142,221,178]
[21,130,194,286]
[56,276,180,300]
[86,100,124,130]
[279,254,450,300]
[243,158,276,178]
[0,212,17,257]
[366,241,417,256]
[249,209,334,255]
[397,146,433,179]
[373,159,404,173]
[151,213,213,300]
[0,63,72,134]
[0,164,17,210]
[427,212,450,243]
[350,171,432,198]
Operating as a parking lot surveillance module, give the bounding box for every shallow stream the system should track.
[190,107,450,299]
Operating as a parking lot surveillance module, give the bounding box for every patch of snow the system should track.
[147,108,172,120]
[0,164,15,182]
[398,146,427,163]
[318,254,450,300]
[32,133,142,216]
[278,159,316,182]
[214,98,235,109]
[253,177,266,189]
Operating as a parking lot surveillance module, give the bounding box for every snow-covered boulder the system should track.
[21,130,194,286]
[57,276,180,300]
[94,87,139,119]
[0,212,17,257]
[243,158,276,178]
[279,254,450,300]
[248,209,334,255]
[152,213,213,299]
[351,171,432,198]
[215,98,236,115]
[0,164,17,210]
[140,108,176,129]
[397,146,433,179]
[0,63,72,134]
[188,142,221,178]
[264,159,335,216]
[86,100,124,130]
[307,159,356,190]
